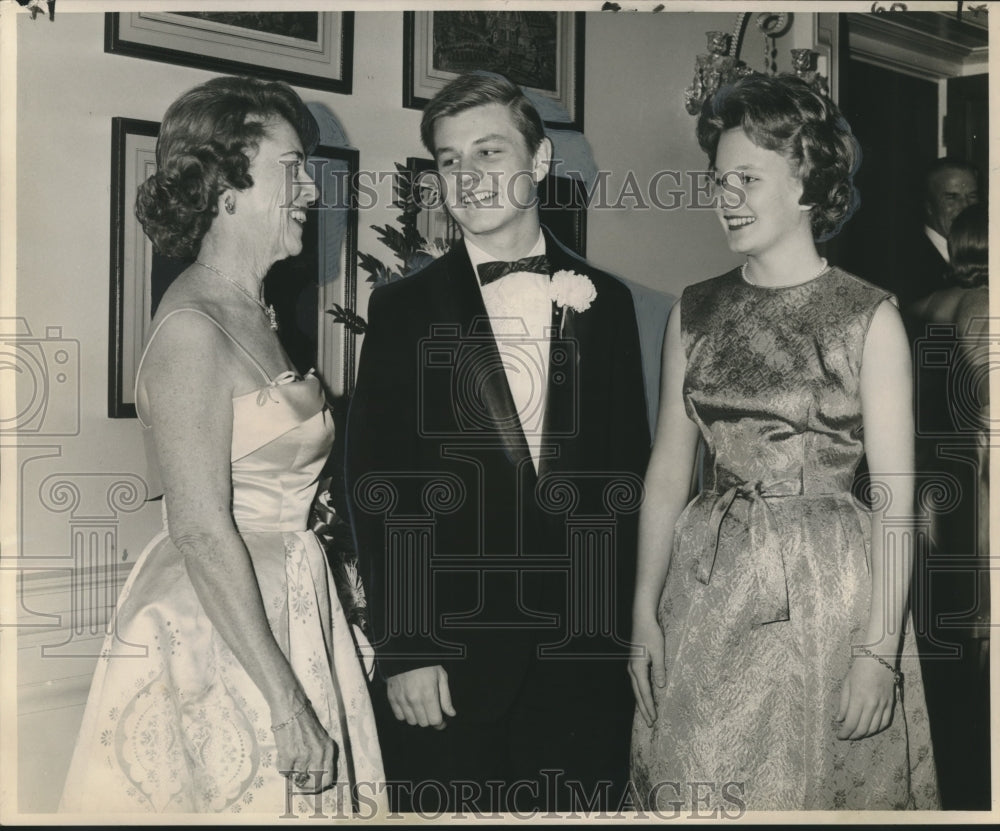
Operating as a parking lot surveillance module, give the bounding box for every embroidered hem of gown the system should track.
[59,528,387,816]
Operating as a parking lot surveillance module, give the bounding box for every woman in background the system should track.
[911,202,989,355]
[61,76,384,815]
[909,202,989,808]
[629,74,938,810]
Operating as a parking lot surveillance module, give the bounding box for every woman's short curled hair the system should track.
[135,76,320,258]
[697,73,861,241]
[948,203,987,288]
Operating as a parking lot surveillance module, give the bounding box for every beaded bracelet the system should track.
[271,699,309,732]
[855,646,902,688]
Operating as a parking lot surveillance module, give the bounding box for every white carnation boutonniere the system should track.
[550,270,597,313]
[550,270,597,335]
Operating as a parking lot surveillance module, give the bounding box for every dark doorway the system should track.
[836,51,991,812]
[945,73,989,177]
[834,59,938,289]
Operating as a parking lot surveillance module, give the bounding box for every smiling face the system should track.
[432,102,550,256]
[239,117,317,267]
[713,127,813,258]
[925,167,978,238]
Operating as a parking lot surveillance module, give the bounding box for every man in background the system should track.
[892,157,979,310]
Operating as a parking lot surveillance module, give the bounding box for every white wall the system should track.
[584,11,744,293]
[10,8,815,813]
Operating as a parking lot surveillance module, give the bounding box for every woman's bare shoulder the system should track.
[149,270,226,328]
[911,287,971,324]
[137,275,240,404]
[954,287,989,332]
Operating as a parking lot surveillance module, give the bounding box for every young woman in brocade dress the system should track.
[629,74,939,811]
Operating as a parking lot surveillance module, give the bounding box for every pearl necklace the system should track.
[742,258,829,288]
[196,260,277,330]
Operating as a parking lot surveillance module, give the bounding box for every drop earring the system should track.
[224,195,236,215]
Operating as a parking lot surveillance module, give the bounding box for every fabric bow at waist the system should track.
[694,478,804,626]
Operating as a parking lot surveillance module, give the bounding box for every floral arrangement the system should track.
[309,477,370,637]
[326,162,456,334]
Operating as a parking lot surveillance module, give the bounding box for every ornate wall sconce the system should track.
[790,47,830,96]
[684,12,829,115]
[683,30,752,115]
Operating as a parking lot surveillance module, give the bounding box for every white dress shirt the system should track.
[924,225,950,263]
[464,233,551,471]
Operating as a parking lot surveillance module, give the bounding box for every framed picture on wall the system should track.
[404,157,463,254]
[105,11,354,94]
[403,11,584,131]
[107,117,158,420]
[108,117,360,417]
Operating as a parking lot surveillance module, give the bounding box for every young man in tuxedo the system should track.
[346,73,650,814]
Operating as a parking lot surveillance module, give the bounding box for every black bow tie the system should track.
[476,254,550,286]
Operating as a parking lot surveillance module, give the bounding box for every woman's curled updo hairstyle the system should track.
[136,76,320,258]
[697,74,860,241]
[947,203,987,289]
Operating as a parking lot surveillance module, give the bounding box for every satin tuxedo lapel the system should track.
[437,243,535,475]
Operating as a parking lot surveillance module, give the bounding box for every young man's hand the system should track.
[387,665,456,729]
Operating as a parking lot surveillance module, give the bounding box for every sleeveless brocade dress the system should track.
[629,268,939,811]
[60,309,386,816]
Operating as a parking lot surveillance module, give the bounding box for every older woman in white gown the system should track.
[60,76,385,816]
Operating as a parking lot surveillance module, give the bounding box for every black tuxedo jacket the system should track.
[345,228,650,721]
[890,226,948,310]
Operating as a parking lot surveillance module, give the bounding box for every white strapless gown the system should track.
[60,366,386,816]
